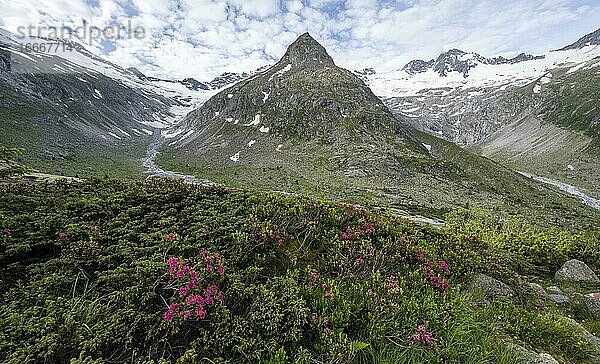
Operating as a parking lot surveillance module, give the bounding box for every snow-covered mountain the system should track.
[556,27,600,50]
[366,45,598,100]
[0,28,226,176]
[401,49,544,78]
[359,27,600,198]
[361,29,600,145]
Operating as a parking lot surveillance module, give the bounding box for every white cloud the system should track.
[1,0,599,80]
[229,0,281,18]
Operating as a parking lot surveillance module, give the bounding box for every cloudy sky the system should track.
[1,0,599,80]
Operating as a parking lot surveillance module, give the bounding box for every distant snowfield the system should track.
[368,45,600,97]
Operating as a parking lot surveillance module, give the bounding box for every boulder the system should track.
[529,283,547,300]
[548,294,571,305]
[561,317,600,359]
[528,353,560,364]
[472,273,515,299]
[547,286,563,295]
[555,259,599,283]
[508,344,559,364]
[584,292,600,319]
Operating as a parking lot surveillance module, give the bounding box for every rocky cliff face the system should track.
[402,48,544,78]
[557,28,600,50]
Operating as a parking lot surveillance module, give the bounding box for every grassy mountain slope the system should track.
[0,46,172,178]
[473,59,600,198]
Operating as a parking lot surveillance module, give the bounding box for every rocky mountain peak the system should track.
[174,30,426,171]
[354,68,376,75]
[557,27,600,51]
[280,32,335,66]
[402,48,544,78]
[433,49,476,77]
[440,48,468,57]
[402,59,435,75]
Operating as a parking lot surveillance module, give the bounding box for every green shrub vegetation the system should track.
[0,178,598,363]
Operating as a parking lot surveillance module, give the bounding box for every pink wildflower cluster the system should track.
[70,240,101,257]
[163,249,225,322]
[422,259,450,292]
[310,313,334,337]
[385,275,402,295]
[339,219,380,240]
[411,325,437,346]
[321,283,333,298]
[411,245,451,293]
[59,232,68,240]
[322,316,334,337]
[84,224,101,234]
[438,260,450,275]
[3,229,12,237]
[338,203,359,219]
[166,233,176,241]
[199,248,225,275]
[309,270,333,298]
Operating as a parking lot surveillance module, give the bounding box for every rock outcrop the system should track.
[555,259,599,283]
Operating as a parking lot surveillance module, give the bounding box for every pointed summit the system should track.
[280,32,335,66]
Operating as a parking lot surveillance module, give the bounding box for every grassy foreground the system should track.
[0,178,599,363]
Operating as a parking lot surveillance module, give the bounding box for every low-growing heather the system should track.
[0,177,597,363]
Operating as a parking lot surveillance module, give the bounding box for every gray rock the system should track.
[561,317,600,358]
[548,294,571,305]
[472,273,515,299]
[529,353,560,364]
[508,344,559,364]
[555,259,599,283]
[547,286,563,295]
[584,293,600,319]
[529,283,547,299]
[531,353,560,364]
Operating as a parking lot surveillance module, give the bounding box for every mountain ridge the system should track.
[155,33,599,226]
[556,27,600,51]
[402,48,545,78]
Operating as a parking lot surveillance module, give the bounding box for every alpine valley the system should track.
[1,23,600,364]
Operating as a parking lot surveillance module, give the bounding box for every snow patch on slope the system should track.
[229,152,240,162]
